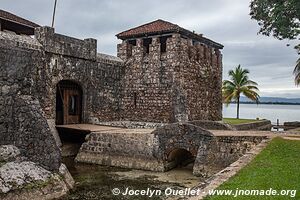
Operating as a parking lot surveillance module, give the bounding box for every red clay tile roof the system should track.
[116,19,223,49]
[116,19,180,39]
[0,9,40,28]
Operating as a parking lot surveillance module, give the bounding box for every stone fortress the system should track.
[0,8,268,184]
[116,19,223,123]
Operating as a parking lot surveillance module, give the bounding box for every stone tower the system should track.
[117,19,223,123]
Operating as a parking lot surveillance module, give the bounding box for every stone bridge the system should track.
[151,123,214,173]
[75,123,267,177]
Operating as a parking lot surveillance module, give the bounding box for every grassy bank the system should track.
[206,137,300,199]
[223,118,260,125]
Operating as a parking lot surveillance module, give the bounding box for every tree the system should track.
[250,0,300,43]
[294,58,300,85]
[250,0,300,83]
[222,65,260,119]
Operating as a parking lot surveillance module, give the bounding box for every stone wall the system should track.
[189,139,271,200]
[0,34,60,171]
[189,120,233,130]
[117,33,222,123]
[117,37,175,122]
[1,24,224,172]
[91,120,166,129]
[178,38,223,121]
[0,27,124,170]
[232,120,272,131]
[76,129,164,171]
[87,54,123,122]
[193,135,268,177]
[33,27,123,122]
[151,123,214,161]
[190,120,272,131]
[34,26,97,60]
[1,24,223,130]
[76,123,267,177]
[76,123,215,172]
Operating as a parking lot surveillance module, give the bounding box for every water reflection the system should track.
[60,157,203,200]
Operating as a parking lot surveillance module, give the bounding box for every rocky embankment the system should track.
[0,145,74,200]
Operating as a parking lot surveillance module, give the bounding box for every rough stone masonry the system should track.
[76,123,267,177]
[116,19,223,123]
[0,10,226,172]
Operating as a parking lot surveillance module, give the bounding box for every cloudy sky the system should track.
[1,0,299,98]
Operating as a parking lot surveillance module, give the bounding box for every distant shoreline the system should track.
[229,102,300,105]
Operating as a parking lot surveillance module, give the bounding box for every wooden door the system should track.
[63,89,82,124]
[56,80,82,125]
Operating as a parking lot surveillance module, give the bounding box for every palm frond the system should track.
[242,85,259,91]
[223,65,259,104]
[244,80,258,86]
[294,58,300,86]
[242,90,260,104]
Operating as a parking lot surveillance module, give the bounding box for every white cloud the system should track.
[0,0,299,97]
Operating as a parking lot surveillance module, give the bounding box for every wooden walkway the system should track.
[56,124,121,132]
[56,124,154,134]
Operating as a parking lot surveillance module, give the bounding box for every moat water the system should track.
[60,157,204,200]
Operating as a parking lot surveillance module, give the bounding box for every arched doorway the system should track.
[167,148,195,170]
[56,80,83,125]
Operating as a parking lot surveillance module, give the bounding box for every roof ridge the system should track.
[116,19,160,37]
[116,19,179,38]
[157,19,182,31]
[0,9,40,28]
[116,19,223,49]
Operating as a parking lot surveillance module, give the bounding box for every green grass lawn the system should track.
[205,137,300,199]
[223,118,260,125]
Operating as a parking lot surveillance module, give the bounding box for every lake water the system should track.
[223,104,300,124]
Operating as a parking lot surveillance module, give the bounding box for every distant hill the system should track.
[240,97,300,104]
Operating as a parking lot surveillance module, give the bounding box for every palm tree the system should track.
[222,65,260,119]
[294,58,300,85]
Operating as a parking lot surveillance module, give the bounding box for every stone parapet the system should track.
[232,120,272,131]
[35,26,97,60]
[0,31,42,50]
[89,120,166,129]
[189,120,233,130]
[193,135,268,177]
